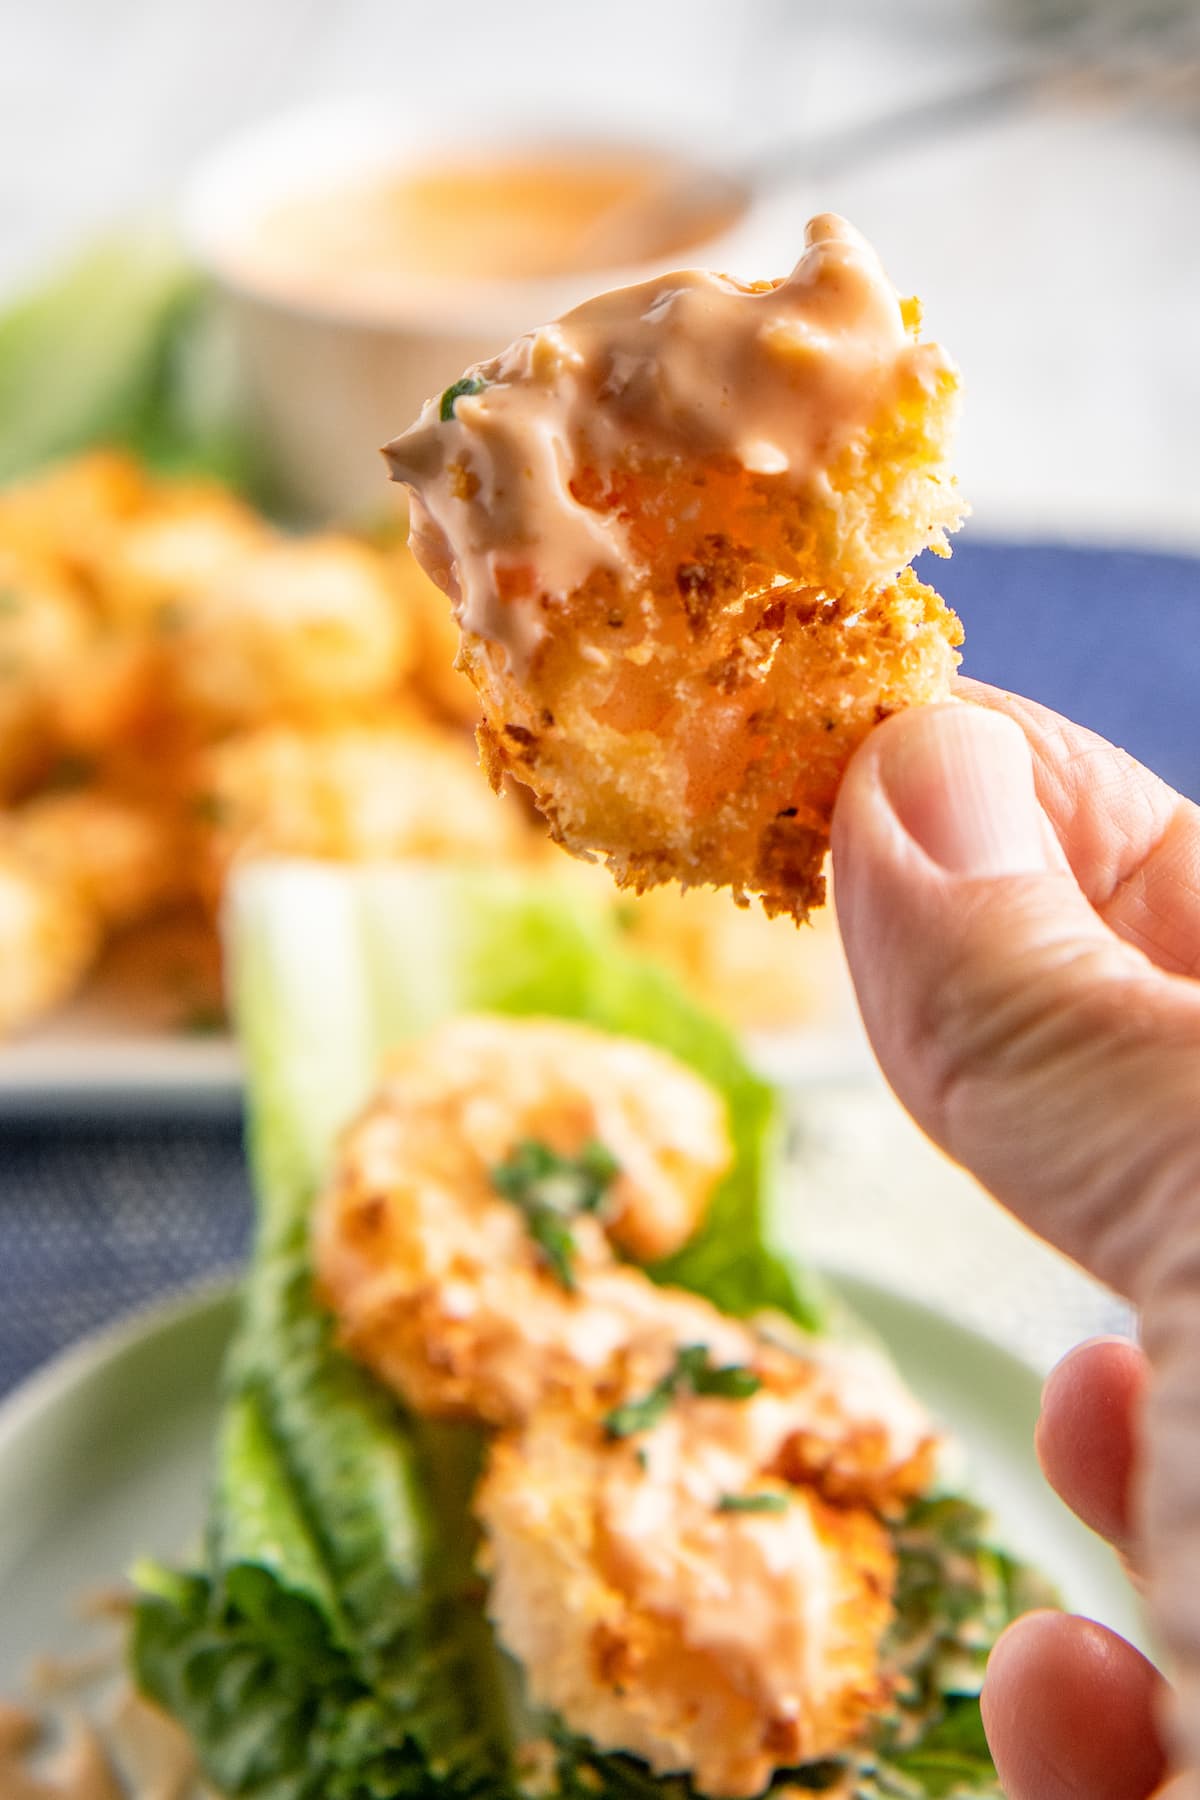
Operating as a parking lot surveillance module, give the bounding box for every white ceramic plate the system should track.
[0,917,242,1121]
[0,1272,1144,1697]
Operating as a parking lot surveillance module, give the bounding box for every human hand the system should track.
[830,680,1200,1796]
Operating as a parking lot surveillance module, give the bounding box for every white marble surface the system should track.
[2,0,1198,545]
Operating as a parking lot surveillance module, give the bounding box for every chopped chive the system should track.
[603,1378,676,1439]
[717,1492,789,1515]
[675,1343,762,1400]
[490,1137,620,1290]
[440,375,488,421]
[604,1344,761,1438]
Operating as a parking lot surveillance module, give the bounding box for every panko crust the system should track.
[313,1015,733,1426]
[312,1016,950,1794]
[478,1402,897,1797]
[0,850,100,1037]
[315,1012,939,1505]
[385,214,967,920]
[471,568,961,919]
[190,719,530,903]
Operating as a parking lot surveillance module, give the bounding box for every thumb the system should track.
[830,701,1200,1306]
[831,700,1200,1774]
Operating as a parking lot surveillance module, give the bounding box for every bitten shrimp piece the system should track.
[191,719,530,901]
[477,1393,897,1797]
[313,1016,733,1425]
[0,849,100,1036]
[385,213,965,919]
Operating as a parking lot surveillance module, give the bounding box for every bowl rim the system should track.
[179,97,759,337]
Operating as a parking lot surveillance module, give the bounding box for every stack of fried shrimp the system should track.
[316,1016,941,1798]
[0,452,843,1041]
[386,213,966,920]
[0,452,519,1036]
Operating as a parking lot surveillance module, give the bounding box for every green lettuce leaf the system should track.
[0,234,258,488]
[133,860,1042,1800]
[230,861,816,1328]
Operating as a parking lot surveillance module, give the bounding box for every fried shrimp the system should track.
[168,536,415,730]
[4,787,185,929]
[316,1015,937,1497]
[314,1015,734,1425]
[0,849,100,1036]
[192,719,530,899]
[477,1395,897,1797]
[384,213,965,919]
[0,548,93,796]
[315,1016,946,1792]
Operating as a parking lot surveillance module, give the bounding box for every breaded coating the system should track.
[0,451,149,580]
[4,788,185,930]
[314,1016,947,1791]
[167,536,415,729]
[0,548,94,796]
[477,1397,896,1796]
[316,1014,937,1504]
[385,213,965,919]
[0,849,100,1037]
[191,720,530,899]
[314,1015,733,1425]
[99,485,274,632]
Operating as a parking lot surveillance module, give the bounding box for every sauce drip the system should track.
[385,213,957,672]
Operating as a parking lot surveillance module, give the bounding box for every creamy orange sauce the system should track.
[601,1403,842,1709]
[385,212,958,673]
[238,150,744,304]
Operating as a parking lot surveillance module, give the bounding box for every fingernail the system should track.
[880,705,1049,877]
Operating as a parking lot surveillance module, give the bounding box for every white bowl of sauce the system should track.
[183,103,751,521]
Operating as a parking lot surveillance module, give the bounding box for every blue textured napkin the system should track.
[0,1124,249,1396]
[929,536,1200,803]
[0,537,1196,1400]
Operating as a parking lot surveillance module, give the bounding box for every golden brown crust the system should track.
[465,567,961,921]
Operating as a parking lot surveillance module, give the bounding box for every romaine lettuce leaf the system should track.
[229,861,816,1328]
[133,860,1037,1800]
[0,234,257,487]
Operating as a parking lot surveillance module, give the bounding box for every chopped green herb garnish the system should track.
[439,375,488,421]
[604,1343,762,1438]
[490,1137,620,1290]
[716,1491,789,1514]
[603,1382,675,1440]
[676,1342,762,1400]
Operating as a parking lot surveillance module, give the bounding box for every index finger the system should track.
[956,679,1200,977]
